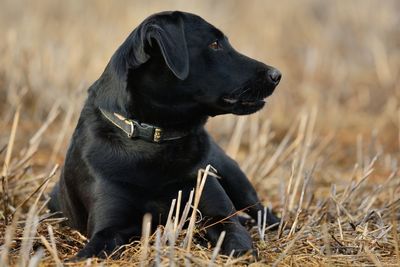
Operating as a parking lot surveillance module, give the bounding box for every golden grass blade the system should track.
[27,248,44,267]
[208,231,225,267]
[140,213,152,267]
[1,106,20,224]
[176,189,194,241]
[39,235,62,267]
[289,108,317,211]
[155,227,162,267]
[47,225,62,266]
[162,198,176,245]
[0,211,20,267]
[18,204,39,267]
[49,103,75,165]
[29,101,60,145]
[174,190,182,232]
[13,165,58,215]
[1,105,20,177]
[226,117,247,159]
[185,165,212,252]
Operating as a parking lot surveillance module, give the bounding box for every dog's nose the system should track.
[267,69,282,85]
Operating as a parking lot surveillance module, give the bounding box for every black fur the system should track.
[48,11,282,259]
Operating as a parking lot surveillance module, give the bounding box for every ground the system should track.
[0,0,399,266]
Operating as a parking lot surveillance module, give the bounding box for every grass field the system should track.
[1,0,400,266]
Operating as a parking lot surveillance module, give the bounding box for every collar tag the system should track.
[154,128,162,142]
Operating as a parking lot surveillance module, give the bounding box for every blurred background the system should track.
[1,1,400,264]
[1,0,399,196]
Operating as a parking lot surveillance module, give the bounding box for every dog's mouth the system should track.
[219,95,267,115]
[222,97,265,106]
[217,78,278,115]
[203,78,278,116]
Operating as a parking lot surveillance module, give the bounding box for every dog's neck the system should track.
[125,68,209,132]
[126,99,208,132]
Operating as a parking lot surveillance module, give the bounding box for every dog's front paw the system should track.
[221,225,253,257]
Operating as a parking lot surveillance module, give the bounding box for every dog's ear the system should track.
[110,14,189,82]
[95,13,188,113]
[143,15,189,80]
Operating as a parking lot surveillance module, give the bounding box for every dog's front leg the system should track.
[209,140,280,226]
[198,176,253,256]
[72,179,141,260]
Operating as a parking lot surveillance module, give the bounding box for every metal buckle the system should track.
[126,120,135,138]
[124,119,162,142]
[153,128,162,142]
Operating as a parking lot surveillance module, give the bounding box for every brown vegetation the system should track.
[1,0,399,266]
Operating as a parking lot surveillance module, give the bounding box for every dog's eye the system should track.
[209,40,222,50]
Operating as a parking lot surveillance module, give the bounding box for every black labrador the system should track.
[49,11,281,259]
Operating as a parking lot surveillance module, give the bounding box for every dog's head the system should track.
[106,11,281,124]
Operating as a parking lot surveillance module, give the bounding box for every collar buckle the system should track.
[153,128,162,142]
[126,120,135,138]
[131,121,162,142]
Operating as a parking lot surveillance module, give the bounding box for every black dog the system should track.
[48,11,281,259]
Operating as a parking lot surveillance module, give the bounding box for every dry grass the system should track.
[1,0,400,266]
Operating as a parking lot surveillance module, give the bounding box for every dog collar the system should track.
[99,108,189,143]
